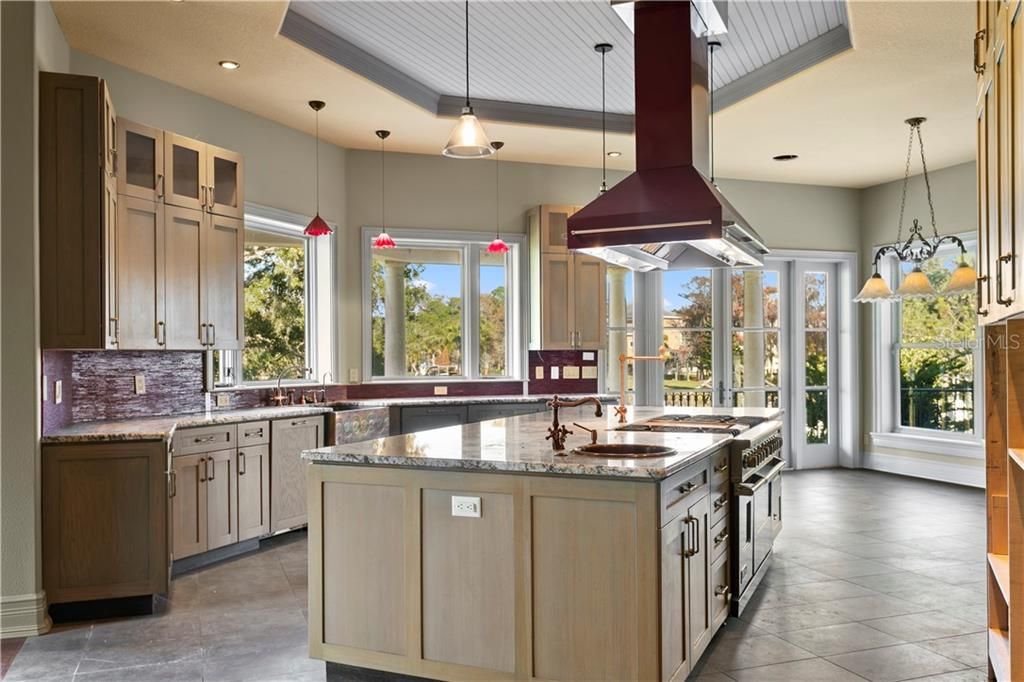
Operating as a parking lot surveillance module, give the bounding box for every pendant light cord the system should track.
[495,145,500,237]
[464,0,471,108]
[380,135,386,231]
[314,109,320,214]
[709,41,717,184]
[601,47,607,190]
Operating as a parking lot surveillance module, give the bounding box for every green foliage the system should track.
[242,243,306,382]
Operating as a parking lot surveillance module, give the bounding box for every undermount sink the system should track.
[572,443,677,459]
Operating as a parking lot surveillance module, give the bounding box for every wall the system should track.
[1,0,69,637]
[857,161,984,486]
[339,149,862,378]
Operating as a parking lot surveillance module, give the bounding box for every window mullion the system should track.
[466,245,479,380]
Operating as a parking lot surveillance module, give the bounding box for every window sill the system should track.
[364,377,523,384]
[869,431,984,459]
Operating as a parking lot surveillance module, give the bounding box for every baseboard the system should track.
[0,591,52,638]
[861,450,985,488]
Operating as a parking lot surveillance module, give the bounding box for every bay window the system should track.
[363,228,523,381]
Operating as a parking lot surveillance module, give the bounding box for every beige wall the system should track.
[1,0,69,636]
[857,162,983,484]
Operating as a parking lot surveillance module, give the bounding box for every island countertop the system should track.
[303,405,781,480]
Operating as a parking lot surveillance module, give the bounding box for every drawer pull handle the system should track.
[194,435,216,444]
[244,428,264,438]
[715,585,731,600]
[713,494,728,511]
[714,530,729,546]
[714,460,729,474]
[678,481,697,494]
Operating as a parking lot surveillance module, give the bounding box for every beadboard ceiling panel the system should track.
[287,0,849,115]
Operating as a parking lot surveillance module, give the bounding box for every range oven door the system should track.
[736,458,785,576]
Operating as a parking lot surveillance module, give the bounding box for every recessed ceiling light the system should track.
[772,154,798,161]
[607,151,622,158]
[219,60,240,70]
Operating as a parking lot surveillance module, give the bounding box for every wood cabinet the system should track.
[117,118,163,202]
[115,196,164,349]
[205,213,244,350]
[164,133,244,218]
[271,416,324,533]
[528,205,608,350]
[237,444,271,541]
[42,441,168,604]
[977,0,1023,324]
[39,72,117,349]
[170,447,238,559]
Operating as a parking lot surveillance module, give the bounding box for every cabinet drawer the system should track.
[711,514,729,563]
[710,450,730,484]
[660,460,709,525]
[173,424,236,456]
[238,421,270,447]
[711,552,730,629]
[710,489,729,527]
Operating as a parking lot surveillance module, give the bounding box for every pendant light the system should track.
[855,117,978,302]
[442,0,494,159]
[372,130,396,249]
[594,43,613,194]
[303,100,332,237]
[708,40,721,184]
[487,141,509,255]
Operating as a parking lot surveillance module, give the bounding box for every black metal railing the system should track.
[665,390,713,407]
[900,387,974,432]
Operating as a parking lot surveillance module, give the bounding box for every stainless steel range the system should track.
[618,412,784,615]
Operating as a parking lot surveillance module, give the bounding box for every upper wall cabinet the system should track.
[164,134,244,218]
[977,0,1022,324]
[527,205,608,350]
[40,72,117,349]
[40,74,245,351]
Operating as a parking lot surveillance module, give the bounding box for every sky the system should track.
[417,262,505,299]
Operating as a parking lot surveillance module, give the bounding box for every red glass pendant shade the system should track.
[372,231,396,249]
[304,213,332,237]
[486,237,509,254]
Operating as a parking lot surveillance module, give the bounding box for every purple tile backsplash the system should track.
[70,351,206,422]
[528,349,599,394]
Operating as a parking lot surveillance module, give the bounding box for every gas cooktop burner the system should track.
[615,414,768,436]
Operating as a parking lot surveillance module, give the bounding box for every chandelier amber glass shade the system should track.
[895,266,937,298]
[943,260,978,294]
[854,273,894,302]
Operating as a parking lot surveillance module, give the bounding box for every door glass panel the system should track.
[806,390,828,443]
[732,331,780,388]
[804,272,828,327]
[730,270,780,408]
[173,145,200,199]
[663,270,713,405]
[213,156,239,208]
[125,130,155,190]
[479,247,507,377]
[805,331,828,387]
[732,271,780,328]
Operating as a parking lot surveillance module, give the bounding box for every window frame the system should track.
[213,204,334,389]
[871,232,984,449]
[360,226,526,383]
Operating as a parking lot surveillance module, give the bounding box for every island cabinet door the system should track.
[660,518,689,682]
[271,416,323,533]
[205,448,238,551]
[686,493,713,663]
[237,444,270,541]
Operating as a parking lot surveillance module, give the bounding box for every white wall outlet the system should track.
[563,366,580,379]
[42,375,48,402]
[535,366,545,380]
[434,385,448,396]
[216,393,231,407]
[582,351,596,361]
[54,380,62,405]
[134,374,147,395]
[451,495,481,518]
[349,368,360,383]
[582,366,598,379]
[550,366,560,380]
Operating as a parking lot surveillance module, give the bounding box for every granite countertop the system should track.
[331,393,617,408]
[303,406,782,481]
[40,405,335,444]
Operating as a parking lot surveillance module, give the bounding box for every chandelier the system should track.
[855,117,977,302]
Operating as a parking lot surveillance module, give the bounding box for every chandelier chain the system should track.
[896,121,915,246]
[916,124,939,239]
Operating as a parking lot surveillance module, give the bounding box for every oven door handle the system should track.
[735,460,785,496]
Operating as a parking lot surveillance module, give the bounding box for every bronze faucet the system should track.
[546,395,603,452]
[616,347,669,423]
[271,365,310,406]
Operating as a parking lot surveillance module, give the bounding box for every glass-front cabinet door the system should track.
[117,118,164,202]
[206,145,244,218]
[164,133,206,212]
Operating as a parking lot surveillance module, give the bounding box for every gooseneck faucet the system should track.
[546,395,603,452]
[271,365,311,406]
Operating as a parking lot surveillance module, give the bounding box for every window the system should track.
[215,207,331,388]
[364,229,521,380]
[802,271,828,442]
[731,270,781,409]
[663,269,714,406]
[607,267,634,396]
[885,239,980,435]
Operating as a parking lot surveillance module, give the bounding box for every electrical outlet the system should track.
[451,495,481,518]
[42,375,48,402]
[434,385,448,396]
[54,380,62,405]
[582,366,598,379]
[563,366,580,379]
[216,393,230,407]
[349,368,360,383]
[535,366,544,380]
[551,366,560,380]
[582,351,596,361]
[134,374,147,395]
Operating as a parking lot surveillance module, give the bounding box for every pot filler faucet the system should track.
[615,346,669,423]
[546,395,603,452]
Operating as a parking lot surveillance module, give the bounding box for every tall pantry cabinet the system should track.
[978,1,1024,680]
[39,72,244,352]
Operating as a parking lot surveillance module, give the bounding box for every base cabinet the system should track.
[237,444,271,541]
[42,441,168,604]
[271,416,324,533]
[170,448,237,559]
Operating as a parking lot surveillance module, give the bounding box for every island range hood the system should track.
[567,0,767,272]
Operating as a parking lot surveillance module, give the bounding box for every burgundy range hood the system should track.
[567,0,767,271]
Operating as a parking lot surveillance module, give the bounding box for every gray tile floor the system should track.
[692,469,988,682]
[3,469,987,681]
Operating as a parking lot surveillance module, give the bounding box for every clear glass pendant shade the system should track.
[943,260,978,294]
[895,266,936,298]
[854,273,894,302]
[443,108,494,159]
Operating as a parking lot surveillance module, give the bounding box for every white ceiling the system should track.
[51,1,976,188]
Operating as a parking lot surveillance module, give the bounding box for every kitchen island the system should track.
[303,406,780,682]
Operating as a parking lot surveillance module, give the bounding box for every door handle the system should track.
[977,275,989,316]
[207,457,215,481]
[201,185,207,208]
[208,185,215,211]
[200,323,208,347]
[680,516,694,557]
[157,173,165,199]
[974,29,987,74]
[997,253,1014,306]
[157,320,165,346]
[692,516,700,556]
[238,451,246,476]
[209,323,216,347]
[169,470,177,498]
[198,456,206,482]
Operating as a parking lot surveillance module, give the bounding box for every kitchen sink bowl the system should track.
[572,443,677,458]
